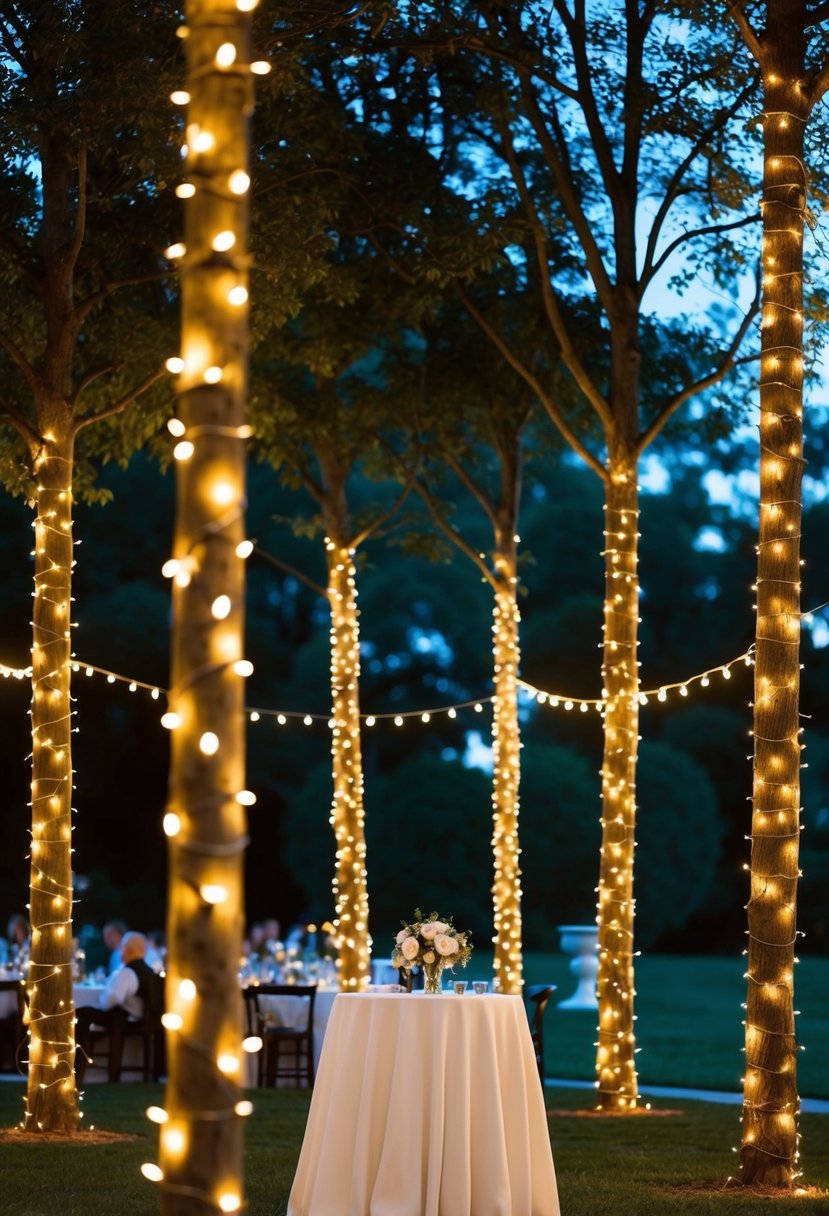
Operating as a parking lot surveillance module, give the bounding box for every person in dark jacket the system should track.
[75,932,163,1082]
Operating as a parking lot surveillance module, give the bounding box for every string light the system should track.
[490,560,523,996]
[153,0,256,1207]
[739,77,811,1188]
[326,540,371,991]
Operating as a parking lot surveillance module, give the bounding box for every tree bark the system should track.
[25,426,80,1133]
[160,2,253,1211]
[741,9,807,1185]
[594,448,641,1111]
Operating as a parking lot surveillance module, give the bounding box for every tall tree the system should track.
[246,36,441,989]
[730,0,829,1189]
[380,0,761,1110]
[405,294,561,995]
[152,0,256,1210]
[0,0,175,1133]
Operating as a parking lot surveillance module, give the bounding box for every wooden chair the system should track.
[0,978,27,1074]
[243,984,317,1088]
[77,971,165,1083]
[525,984,557,1085]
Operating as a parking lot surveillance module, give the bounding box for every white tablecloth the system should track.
[288,992,560,1216]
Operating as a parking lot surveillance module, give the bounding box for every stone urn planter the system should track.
[556,924,599,1010]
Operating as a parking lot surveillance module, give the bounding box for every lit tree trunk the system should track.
[741,13,808,1186]
[491,538,523,995]
[25,426,80,1133]
[325,513,371,992]
[594,451,641,1111]
[156,2,253,1211]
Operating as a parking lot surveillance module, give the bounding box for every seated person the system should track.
[75,931,162,1082]
[102,918,128,975]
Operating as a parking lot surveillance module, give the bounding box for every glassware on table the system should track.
[473,981,489,995]
[453,980,468,995]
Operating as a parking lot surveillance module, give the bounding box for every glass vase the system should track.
[423,961,444,994]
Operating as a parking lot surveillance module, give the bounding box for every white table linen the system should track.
[288,992,560,1216]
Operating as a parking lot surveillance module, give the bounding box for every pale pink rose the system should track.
[396,928,410,946]
[435,934,459,957]
[423,950,436,964]
[401,935,420,961]
[420,923,438,940]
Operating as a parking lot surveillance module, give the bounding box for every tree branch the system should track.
[455,284,609,482]
[67,143,87,272]
[442,447,499,528]
[251,545,328,600]
[414,476,498,590]
[644,212,760,290]
[729,3,763,64]
[635,271,761,456]
[73,366,165,434]
[640,83,759,288]
[0,331,40,397]
[70,361,124,408]
[351,460,421,548]
[0,397,42,451]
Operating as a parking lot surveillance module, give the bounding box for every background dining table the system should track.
[288,991,560,1216]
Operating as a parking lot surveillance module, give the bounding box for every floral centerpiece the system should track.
[391,909,472,994]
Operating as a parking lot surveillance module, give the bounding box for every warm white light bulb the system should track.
[165,243,186,259]
[174,440,195,461]
[251,60,271,75]
[199,732,220,755]
[141,1163,164,1182]
[163,812,181,838]
[166,357,184,374]
[217,1053,239,1074]
[167,417,186,437]
[212,230,236,252]
[175,183,196,198]
[146,1105,169,1124]
[234,1100,254,1116]
[216,42,237,67]
[161,711,181,730]
[170,90,190,105]
[242,1035,263,1053]
[200,884,228,905]
[211,595,231,620]
[236,789,257,806]
[162,1012,183,1031]
[233,660,253,677]
[218,1194,242,1213]
[204,366,223,384]
[228,285,248,306]
[228,170,250,195]
[236,540,254,559]
[179,978,197,1001]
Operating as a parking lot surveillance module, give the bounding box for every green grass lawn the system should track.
[511,953,829,1098]
[0,1082,826,1216]
[0,954,825,1215]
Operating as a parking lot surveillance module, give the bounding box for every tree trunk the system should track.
[594,455,641,1111]
[741,22,806,1186]
[159,2,253,1211]
[25,428,80,1134]
[490,542,523,995]
[325,531,371,991]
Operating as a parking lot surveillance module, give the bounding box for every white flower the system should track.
[435,934,459,957]
[395,928,410,945]
[400,935,420,961]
